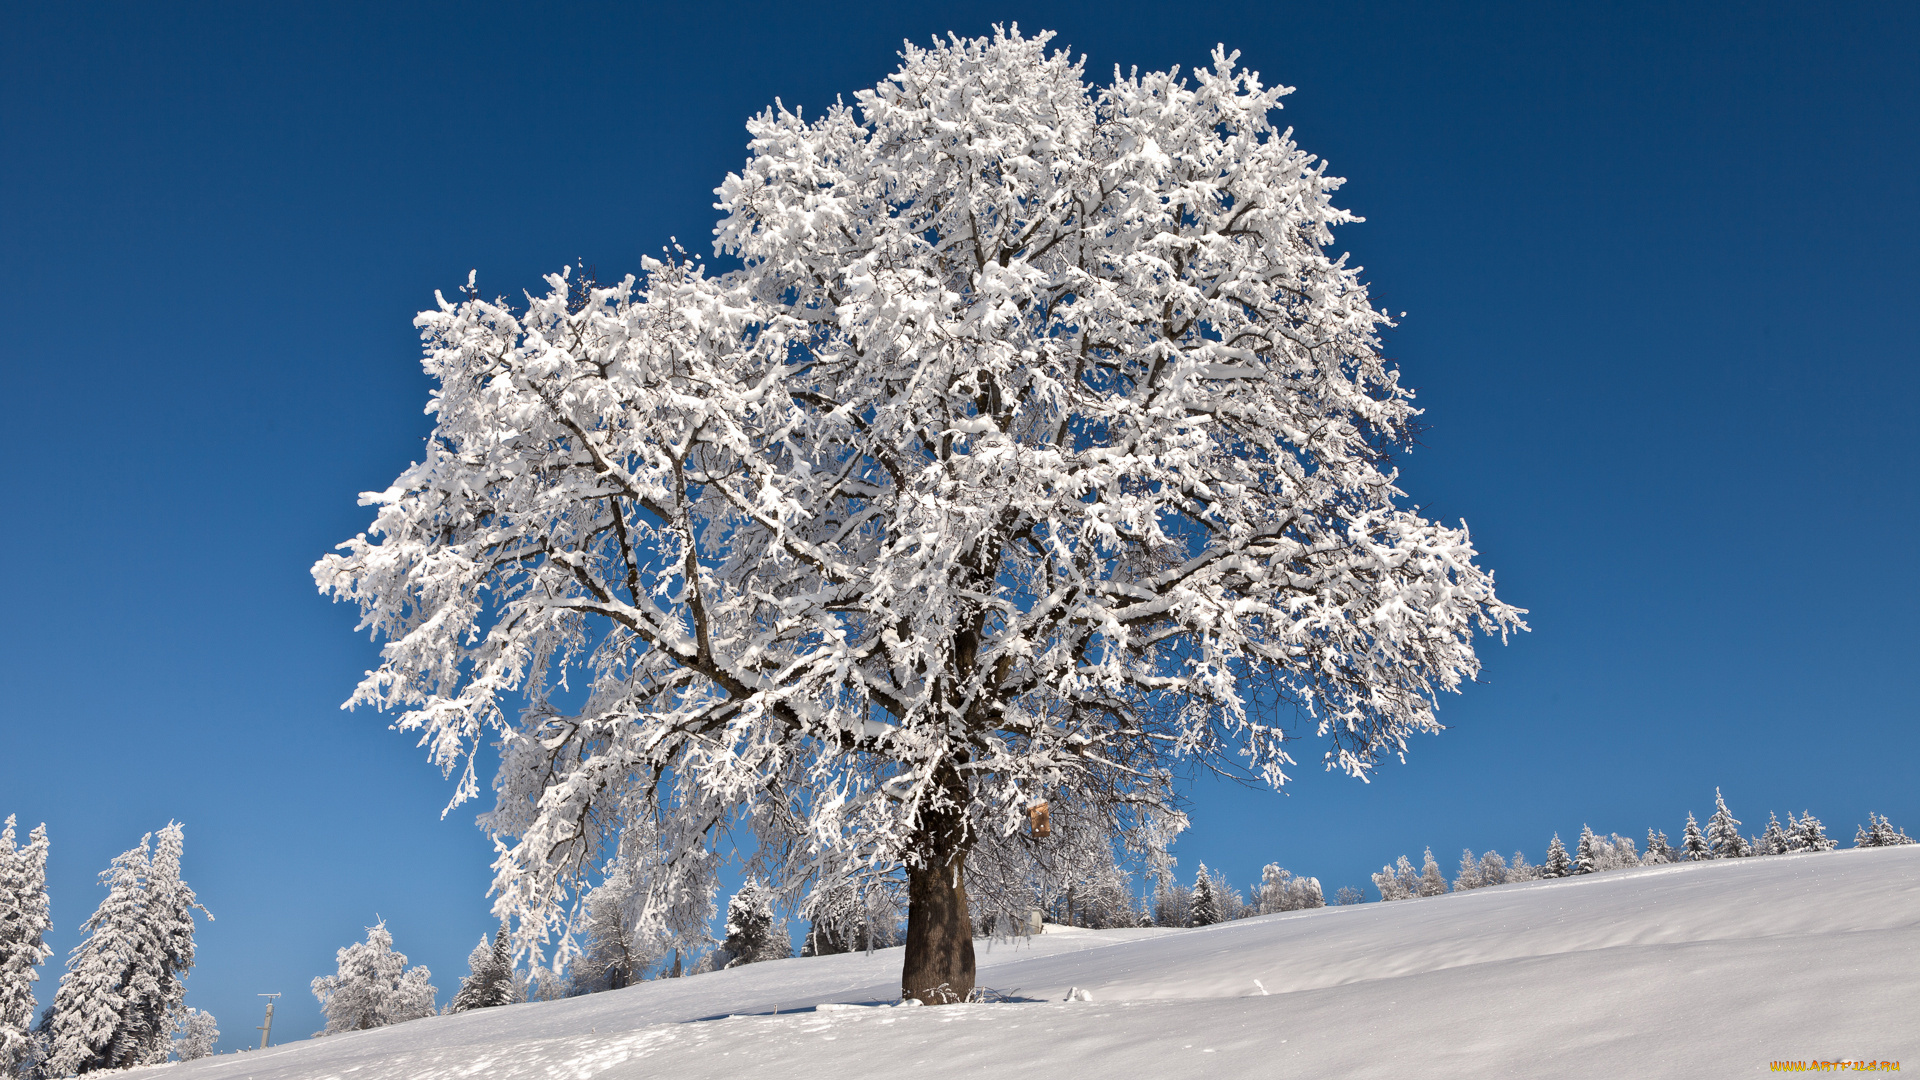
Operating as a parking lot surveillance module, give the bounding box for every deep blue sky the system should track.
[3,0,1915,1051]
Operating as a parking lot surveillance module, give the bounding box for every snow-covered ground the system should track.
[136,847,1919,1079]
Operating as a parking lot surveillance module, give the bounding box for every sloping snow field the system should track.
[134,846,1919,1079]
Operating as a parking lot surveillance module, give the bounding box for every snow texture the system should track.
[114,846,1918,1079]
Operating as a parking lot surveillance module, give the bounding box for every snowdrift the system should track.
[133,846,1919,1079]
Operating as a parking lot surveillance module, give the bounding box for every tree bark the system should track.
[900,765,976,1004]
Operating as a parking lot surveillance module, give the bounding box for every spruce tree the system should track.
[119,823,209,1065]
[1575,826,1598,875]
[1707,788,1746,858]
[1758,813,1789,856]
[449,925,520,1012]
[1645,828,1671,864]
[1189,865,1221,926]
[1417,849,1447,897]
[45,835,152,1075]
[1857,813,1916,848]
[1681,813,1711,860]
[1542,834,1571,878]
[1452,849,1482,892]
[720,880,788,967]
[0,817,52,1075]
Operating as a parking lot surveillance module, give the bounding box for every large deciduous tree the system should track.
[315,27,1522,1004]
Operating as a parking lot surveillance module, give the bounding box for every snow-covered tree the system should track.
[311,922,436,1035]
[1681,814,1711,861]
[1372,854,1421,902]
[719,881,789,968]
[1189,865,1222,927]
[966,797,1146,936]
[0,817,51,1075]
[1791,811,1836,853]
[1416,849,1447,897]
[1855,813,1916,848]
[1575,826,1598,875]
[313,28,1524,1004]
[1645,828,1672,864]
[170,1008,217,1062]
[450,926,522,1012]
[1451,849,1481,892]
[1543,835,1571,879]
[802,877,903,955]
[43,824,208,1075]
[1152,881,1193,928]
[1257,865,1325,913]
[1476,850,1508,887]
[1334,886,1367,906]
[1505,852,1536,882]
[1707,789,1747,858]
[1758,813,1789,856]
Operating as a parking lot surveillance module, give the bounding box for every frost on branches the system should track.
[311,922,436,1035]
[314,27,1522,1004]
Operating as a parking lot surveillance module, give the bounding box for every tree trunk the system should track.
[901,845,975,1004]
[900,765,976,1004]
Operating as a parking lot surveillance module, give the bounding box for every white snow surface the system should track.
[134,848,1918,1078]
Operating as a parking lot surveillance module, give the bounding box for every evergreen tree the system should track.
[1477,851,1508,887]
[1506,852,1536,882]
[0,817,52,1075]
[1543,834,1571,878]
[45,835,151,1075]
[311,921,437,1035]
[449,925,520,1012]
[170,1008,218,1062]
[1707,788,1746,858]
[1681,813,1711,860]
[1856,813,1916,848]
[1452,849,1482,892]
[1645,828,1672,864]
[1416,849,1447,897]
[1575,826,1598,875]
[1334,886,1367,906]
[118,823,209,1065]
[720,880,788,967]
[1758,813,1789,856]
[1188,865,1221,926]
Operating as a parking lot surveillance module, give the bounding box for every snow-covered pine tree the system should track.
[170,1008,218,1062]
[1575,826,1598,875]
[315,28,1525,1005]
[116,823,210,1066]
[1543,834,1571,879]
[1759,813,1790,856]
[1370,863,1403,902]
[1189,865,1221,926]
[1452,849,1482,892]
[1857,813,1916,848]
[1416,849,1447,897]
[450,925,521,1012]
[720,880,788,968]
[0,817,52,1075]
[1645,828,1672,864]
[1477,850,1508,887]
[1707,788,1746,858]
[1682,813,1711,860]
[311,921,437,1035]
[44,835,151,1075]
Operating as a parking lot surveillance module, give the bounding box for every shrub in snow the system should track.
[312,26,1523,1005]
[311,921,437,1035]
[0,816,51,1075]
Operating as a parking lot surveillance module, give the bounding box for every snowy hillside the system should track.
[134,847,1918,1079]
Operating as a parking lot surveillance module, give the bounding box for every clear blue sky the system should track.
[3,0,1914,1050]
